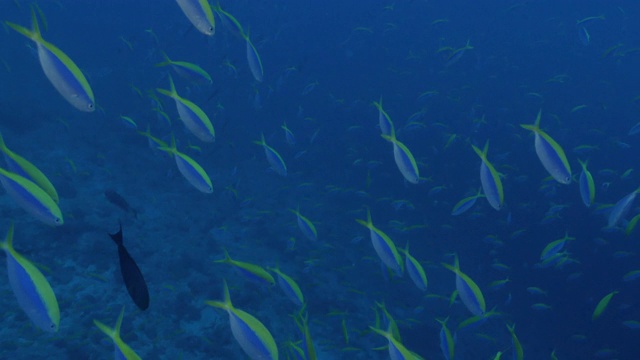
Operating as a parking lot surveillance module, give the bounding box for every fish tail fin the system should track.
[93,307,124,342]
[0,223,15,251]
[578,158,588,169]
[108,222,123,246]
[253,132,266,146]
[471,144,485,160]
[222,279,232,307]
[157,51,172,66]
[213,248,232,264]
[5,19,35,40]
[205,279,234,310]
[399,242,409,256]
[534,109,542,128]
[520,109,543,132]
[114,306,125,338]
[29,5,42,41]
[167,75,176,94]
[482,140,490,155]
[0,131,7,152]
[93,319,116,340]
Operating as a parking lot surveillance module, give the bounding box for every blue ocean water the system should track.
[0,0,639,359]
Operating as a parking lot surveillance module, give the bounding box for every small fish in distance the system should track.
[105,189,138,219]
[108,223,149,311]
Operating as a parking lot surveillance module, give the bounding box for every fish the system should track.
[626,213,640,235]
[372,97,394,136]
[356,209,403,276]
[211,3,245,38]
[442,255,486,316]
[290,208,318,241]
[157,76,215,142]
[628,121,640,136]
[369,326,421,360]
[93,307,142,360]
[506,324,524,360]
[521,110,572,184]
[578,159,595,207]
[244,32,264,82]
[472,142,504,210]
[254,133,287,177]
[5,7,95,111]
[540,232,575,261]
[0,167,63,226]
[0,131,59,203]
[158,137,213,193]
[608,188,639,228]
[206,280,278,360]
[268,266,304,307]
[155,52,212,85]
[398,244,428,292]
[104,189,138,219]
[108,223,149,311]
[292,306,317,360]
[174,0,215,36]
[451,188,484,215]
[119,115,138,130]
[281,122,296,146]
[1,224,59,332]
[381,131,421,184]
[593,291,619,320]
[214,249,275,286]
[436,318,456,360]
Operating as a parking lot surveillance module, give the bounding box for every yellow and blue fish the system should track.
[372,97,394,136]
[578,159,595,207]
[356,209,403,276]
[158,137,213,193]
[6,7,95,111]
[521,110,572,184]
[1,224,59,332]
[214,249,275,286]
[254,133,287,177]
[381,131,420,184]
[206,280,278,360]
[442,255,486,316]
[451,188,484,216]
[290,208,318,242]
[399,243,428,292]
[157,75,215,142]
[506,324,524,360]
[243,31,264,82]
[0,131,59,203]
[369,326,422,360]
[0,167,63,226]
[269,266,304,307]
[174,0,216,36]
[436,318,456,360]
[93,307,142,360]
[608,188,639,228]
[155,52,212,85]
[211,3,245,39]
[472,142,503,211]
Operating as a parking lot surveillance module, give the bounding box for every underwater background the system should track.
[1,0,640,359]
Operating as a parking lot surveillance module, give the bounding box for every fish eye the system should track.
[88,103,94,110]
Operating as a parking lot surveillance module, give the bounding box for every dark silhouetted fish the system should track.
[108,223,149,311]
[104,189,138,219]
